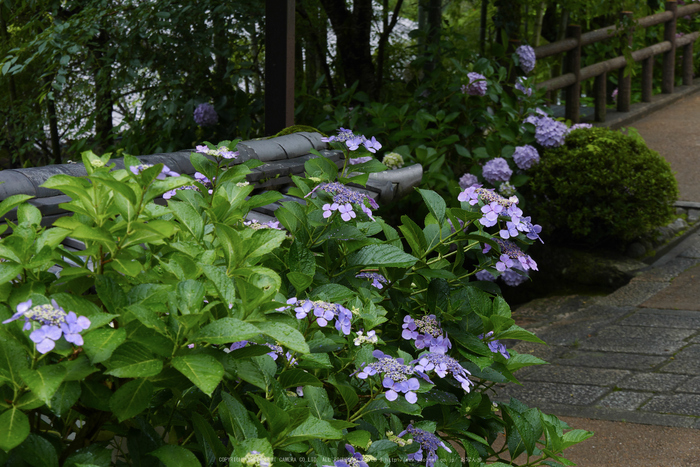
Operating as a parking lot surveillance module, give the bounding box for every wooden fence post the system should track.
[617,12,633,113]
[264,0,295,135]
[662,0,677,94]
[642,57,654,102]
[683,42,693,86]
[594,72,607,122]
[564,24,581,123]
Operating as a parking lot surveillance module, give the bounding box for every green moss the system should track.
[269,125,326,138]
[527,127,679,245]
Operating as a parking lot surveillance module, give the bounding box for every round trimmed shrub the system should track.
[526,127,678,245]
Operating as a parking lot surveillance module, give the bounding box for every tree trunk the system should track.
[375,0,404,99]
[422,0,441,73]
[44,77,61,165]
[92,30,113,153]
[533,2,546,46]
[319,0,375,96]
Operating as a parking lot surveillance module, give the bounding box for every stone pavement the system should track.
[498,230,700,429]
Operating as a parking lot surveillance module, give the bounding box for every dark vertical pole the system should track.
[265,0,295,135]
[617,12,633,113]
[480,0,488,55]
[642,57,654,102]
[594,72,607,122]
[564,24,581,123]
[682,42,693,86]
[662,0,677,94]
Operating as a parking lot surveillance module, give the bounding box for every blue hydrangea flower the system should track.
[513,145,540,170]
[519,216,543,243]
[398,424,452,467]
[482,157,513,184]
[515,77,533,96]
[525,114,568,148]
[475,270,496,282]
[323,444,369,467]
[195,145,238,159]
[480,201,505,228]
[356,272,388,289]
[356,350,429,403]
[129,163,180,180]
[516,45,536,73]
[501,267,528,287]
[283,298,353,335]
[349,156,373,165]
[459,173,479,190]
[322,128,356,144]
[569,123,593,131]
[413,352,473,392]
[479,331,510,359]
[484,238,538,271]
[338,203,356,222]
[462,72,488,96]
[193,103,219,127]
[306,182,379,222]
[402,315,451,354]
[3,299,91,354]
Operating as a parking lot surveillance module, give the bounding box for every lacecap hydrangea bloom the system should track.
[458,173,478,190]
[306,181,379,222]
[512,144,540,170]
[355,350,430,403]
[322,128,382,153]
[3,299,91,354]
[229,341,296,364]
[193,103,218,127]
[461,72,487,96]
[501,267,528,287]
[478,331,510,359]
[484,238,538,272]
[398,425,452,467]
[284,298,353,335]
[402,315,451,354]
[382,151,404,169]
[354,330,378,346]
[413,352,473,392]
[129,163,179,179]
[516,45,536,73]
[323,444,369,467]
[482,157,513,185]
[195,144,238,159]
[243,219,282,230]
[356,272,388,289]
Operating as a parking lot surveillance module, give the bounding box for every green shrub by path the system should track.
[526,127,678,245]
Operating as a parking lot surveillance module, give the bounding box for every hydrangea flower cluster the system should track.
[193,103,219,127]
[354,330,378,346]
[498,181,517,197]
[356,350,428,403]
[195,144,238,159]
[382,152,404,170]
[475,270,496,282]
[512,144,540,170]
[306,182,379,222]
[3,299,91,354]
[323,445,369,467]
[612,88,618,101]
[516,45,536,73]
[478,331,510,359]
[501,267,528,287]
[163,171,214,200]
[458,173,479,190]
[484,238,538,272]
[402,315,451,354]
[524,113,569,148]
[482,157,513,184]
[515,77,533,96]
[228,340,296,364]
[243,219,282,230]
[569,123,593,131]
[322,128,382,153]
[398,425,452,467]
[129,163,179,180]
[284,298,353,335]
[349,156,373,165]
[241,450,272,467]
[355,272,388,289]
[461,72,487,96]
[321,128,357,144]
[413,353,473,392]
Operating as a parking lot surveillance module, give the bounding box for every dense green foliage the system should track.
[0,144,593,465]
[526,127,679,245]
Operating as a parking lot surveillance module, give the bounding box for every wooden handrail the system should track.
[532,1,700,123]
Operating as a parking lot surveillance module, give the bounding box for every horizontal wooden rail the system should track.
[532,0,700,123]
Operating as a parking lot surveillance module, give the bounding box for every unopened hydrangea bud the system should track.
[382,152,404,170]
[498,182,517,197]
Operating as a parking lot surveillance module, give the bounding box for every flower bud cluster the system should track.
[356,350,429,404]
[402,315,451,354]
[306,182,379,222]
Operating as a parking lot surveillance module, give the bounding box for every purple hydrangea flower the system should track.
[398,424,452,467]
[516,45,536,73]
[306,182,378,221]
[322,128,356,144]
[569,123,593,131]
[129,163,180,180]
[501,267,528,287]
[512,145,540,170]
[3,299,91,354]
[612,88,618,101]
[413,352,473,392]
[349,156,373,165]
[402,315,451,354]
[193,103,219,127]
[283,298,353,335]
[458,186,518,209]
[515,77,533,96]
[323,444,369,467]
[338,203,356,222]
[480,201,505,228]
[526,114,569,148]
[461,72,487,96]
[356,350,430,403]
[492,238,538,271]
[243,219,282,230]
[195,144,238,159]
[478,331,510,359]
[482,157,513,185]
[475,270,496,281]
[520,216,543,243]
[458,173,479,190]
[356,272,388,289]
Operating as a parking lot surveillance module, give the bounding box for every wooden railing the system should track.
[533,1,700,123]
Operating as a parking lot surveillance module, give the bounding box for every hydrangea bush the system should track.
[0,139,592,466]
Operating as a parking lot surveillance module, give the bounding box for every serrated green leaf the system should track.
[104,342,163,378]
[149,444,202,467]
[20,365,67,406]
[171,354,224,396]
[255,321,309,354]
[0,407,30,451]
[110,378,153,422]
[191,317,260,345]
[347,244,417,268]
[82,327,127,364]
